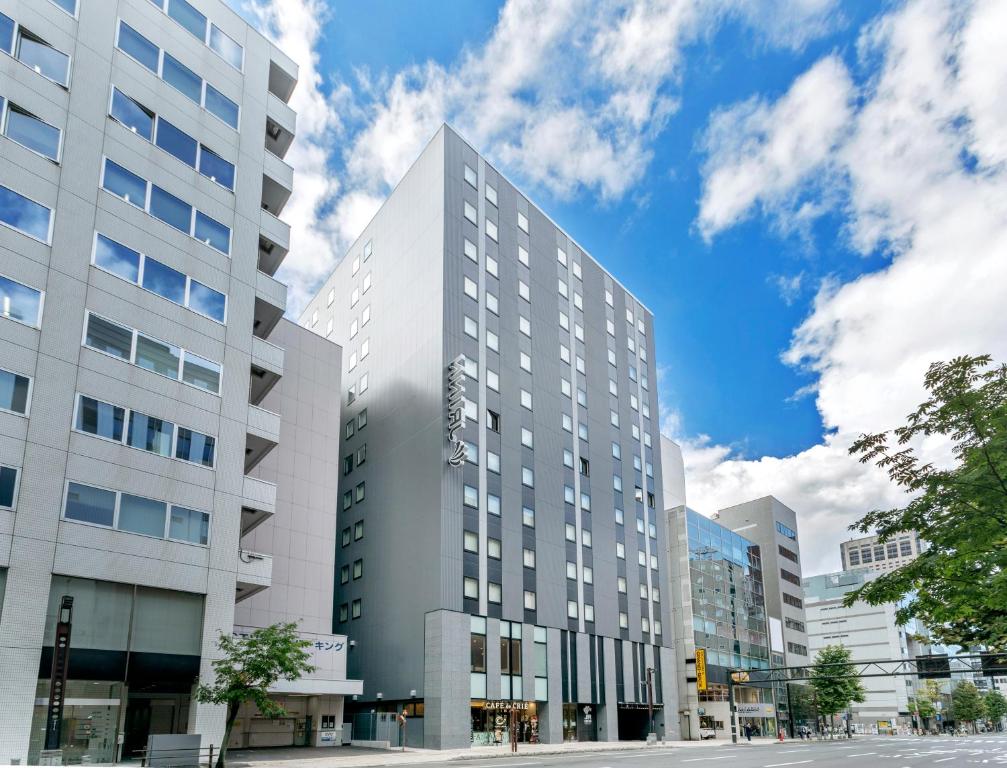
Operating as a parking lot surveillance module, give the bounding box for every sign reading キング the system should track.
[446,355,467,467]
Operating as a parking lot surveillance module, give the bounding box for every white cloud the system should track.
[697,55,854,239]
[246,0,841,316]
[684,0,1007,574]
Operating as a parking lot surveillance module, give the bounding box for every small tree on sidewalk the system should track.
[809,645,865,738]
[984,690,1007,730]
[196,623,314,767]
[950,681,986,733]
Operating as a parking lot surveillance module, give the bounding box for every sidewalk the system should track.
[227,739,724,767]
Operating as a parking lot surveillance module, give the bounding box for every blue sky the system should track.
[241,0,1007,572]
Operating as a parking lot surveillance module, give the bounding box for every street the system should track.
[404,736,1007,768]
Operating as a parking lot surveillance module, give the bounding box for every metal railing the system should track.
[137,744,217,768]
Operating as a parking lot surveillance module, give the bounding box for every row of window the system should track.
[344,409,368,439]
[63,481,210,545]
[94,233,227,322]
[74,393,216,468]
[147,0,244,70]
[847,538,913,565]
[116,21,239,129]
[1,94,61,161]
[101,158,231,255]
[0,13,71,87]
[782,592,804,609]
[341,481,365,510]
[84,311,222,395]
[780,568,802,586]
[342,443,367,476]
[787,641,808,656]
[337,599,362,622]
[339,559,363,583]
[110,87,235,191]
[784,617,806,633]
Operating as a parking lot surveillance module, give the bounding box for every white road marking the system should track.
[764,762,813,767]
[681,757,732,762]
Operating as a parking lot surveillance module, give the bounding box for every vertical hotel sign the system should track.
[446,354,467,467]
[695,649,708,692]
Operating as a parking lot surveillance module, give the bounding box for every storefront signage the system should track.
[484,701,530,711]
[736,703,775,718]
[446,355,467,467]
[695,649,707,692]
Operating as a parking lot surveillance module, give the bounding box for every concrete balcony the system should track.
[254,269,287,340]
[235,549,272,602]
[258,211,290,276]
[265,93,296,159]
[241,475,276,535]
[262,150,293,216]
[250,335,284,406]
[268,51,298,103]
[245,403,280,473]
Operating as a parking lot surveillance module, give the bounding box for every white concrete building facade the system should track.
[0,0,298,762]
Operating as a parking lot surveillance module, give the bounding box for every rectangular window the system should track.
[135,334,181,378]
[188,279,226,322]
[0,465,18,509]
[0,368,30,415]
[116,22,159,72]
[209,25,243,70]
[518,211,529,233]
[76,395,125,442]
[16,27,70,86]
[155,117,198,166]
[182,352,221,393]
[150,185,193,234]
[351,599,361,619]
[163,53,202,104]
[85,314,133,359]
[464,201,477,224]
[0,273,43,327]
[64,482,115,527]
[127,411,174,456]
[464,577,479,600]
[176,426,215,467]
[110,87,154,140]
[4,103,61,160]
[194,210,231,254]
[49,0,78,15]
[464,164,477,187]
[103,159,147,207]
[204,84,239,128]
[0,184,52,243]
[198,145,235,190]
[167,0,207,41]
[141,257,187,304]
[118,493,167,537]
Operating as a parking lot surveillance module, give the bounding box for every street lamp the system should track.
[646,667,656,741]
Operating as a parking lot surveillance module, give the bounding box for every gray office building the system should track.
[716,497,809,667]
[0,0,298,762]
[300,125,677,748]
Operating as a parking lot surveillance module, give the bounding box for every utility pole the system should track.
[729,672,737,744]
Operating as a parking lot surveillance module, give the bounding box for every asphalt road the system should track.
[414,735,1007,768]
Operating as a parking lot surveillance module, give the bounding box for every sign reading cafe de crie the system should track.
[446,354,467,467]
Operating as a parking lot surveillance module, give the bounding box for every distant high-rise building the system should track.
[0,0,299,761]
[840,533,924,574]
[300,125,676,748]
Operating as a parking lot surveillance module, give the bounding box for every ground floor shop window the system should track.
[471,701,538,745]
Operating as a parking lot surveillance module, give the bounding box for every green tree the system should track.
[847,354,1007,648]
[809,645,866,736]
[984,690,1007,729]
[196,623,314,767]
[950,681,986,732]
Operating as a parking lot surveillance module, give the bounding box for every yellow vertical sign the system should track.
[696,649,707,692]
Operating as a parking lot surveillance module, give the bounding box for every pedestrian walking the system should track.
[744,723,753,742]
